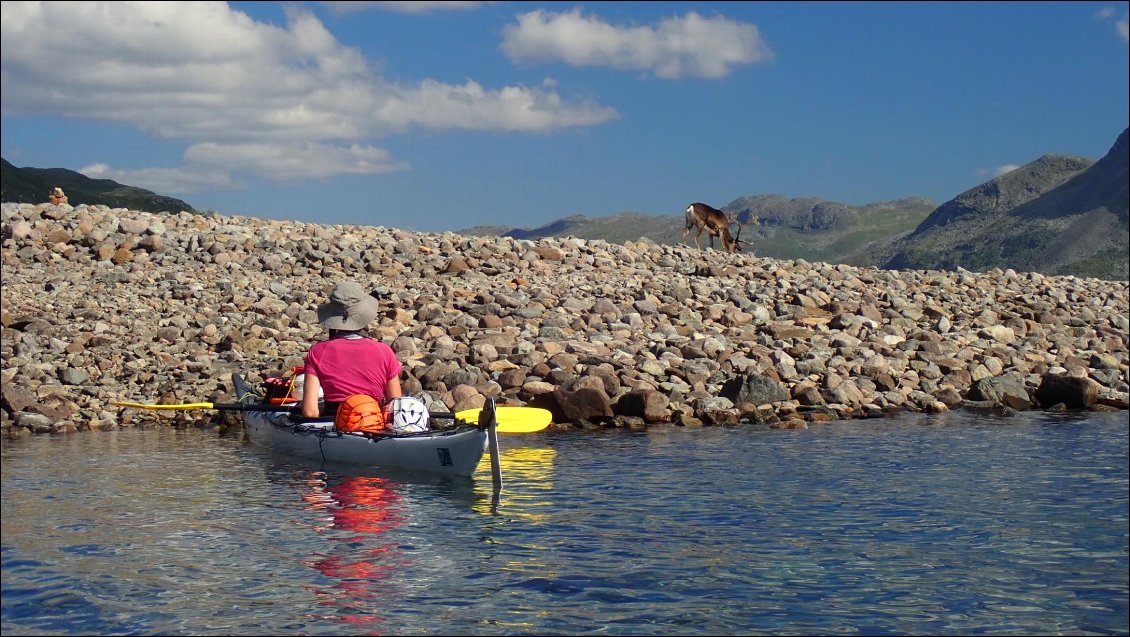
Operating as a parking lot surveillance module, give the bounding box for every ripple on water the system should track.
[2,412,1127,635]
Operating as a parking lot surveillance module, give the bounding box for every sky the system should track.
[2,1,1128,233]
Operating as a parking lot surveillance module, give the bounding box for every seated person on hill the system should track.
[48,187,68,205]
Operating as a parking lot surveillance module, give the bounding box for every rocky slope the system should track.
[2,202,1127,437]
[881,128,1130,279]
[462,128,1130,280]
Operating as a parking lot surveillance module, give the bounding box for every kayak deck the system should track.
[232,373,490,477]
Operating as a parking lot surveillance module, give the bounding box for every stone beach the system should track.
[1,202,1127,437]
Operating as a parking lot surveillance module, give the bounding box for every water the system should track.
[3,410,1127,636]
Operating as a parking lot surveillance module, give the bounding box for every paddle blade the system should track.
[455,406,552,433]
[111,400,217,411]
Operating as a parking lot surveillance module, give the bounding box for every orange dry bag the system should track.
[334,394,388,434]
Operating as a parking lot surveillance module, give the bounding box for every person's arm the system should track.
[302,373,322,418]
[384,375,403,401]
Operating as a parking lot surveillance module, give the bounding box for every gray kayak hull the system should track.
[233,372,488,477]
[242,410,488,477]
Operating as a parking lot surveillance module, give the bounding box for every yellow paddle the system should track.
[109,400,552,433]
[455,406,552,433]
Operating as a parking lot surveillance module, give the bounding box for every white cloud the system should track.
[377,79,617,131]
[81,163,241,195]
[976,164,1022,179]
[79,141,407,192]
[321,1,492,15]
[1096,6,1129,43]
[501,9,774,79]
[0,1,615,191]
[183,142,409,180]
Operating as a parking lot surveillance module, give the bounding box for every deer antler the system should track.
[731,221,757,255]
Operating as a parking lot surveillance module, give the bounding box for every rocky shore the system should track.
[2,202,1127,437]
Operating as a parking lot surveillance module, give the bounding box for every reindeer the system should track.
[682,202,743,253]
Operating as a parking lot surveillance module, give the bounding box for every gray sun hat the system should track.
[316,281,380,331]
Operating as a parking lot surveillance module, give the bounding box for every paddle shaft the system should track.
[199,402,470,420]
[110,400,551,432]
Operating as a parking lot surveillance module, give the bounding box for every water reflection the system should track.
[283,446,558,633]
[300,472,405,632]
[1,413,1126,636]
[473,446,558,521]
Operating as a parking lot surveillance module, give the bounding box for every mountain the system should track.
[720,195,935,265]
[468,212,696,244]
[460,128,1129,280]
[460,197,936,267]
[6,126,1126,280]
[880,127,1129,280]
[0,158,195,213]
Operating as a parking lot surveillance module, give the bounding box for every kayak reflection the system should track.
[301,472,406,630]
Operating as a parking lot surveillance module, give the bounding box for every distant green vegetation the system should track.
[1070,249,1128,280]
[1,158,195,213]
[755,208,930,266]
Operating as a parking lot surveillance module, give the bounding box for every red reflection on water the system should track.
[301,473,406,635]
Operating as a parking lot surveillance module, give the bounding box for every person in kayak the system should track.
[301,280,403,419]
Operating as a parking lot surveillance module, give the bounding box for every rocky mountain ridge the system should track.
[4,127,1126,279]
[465,128,1130,280]
[880,128,1129,279]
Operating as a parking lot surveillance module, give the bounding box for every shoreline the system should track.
[1,202,1127,436]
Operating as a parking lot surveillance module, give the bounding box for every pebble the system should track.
[1,202,1127,436]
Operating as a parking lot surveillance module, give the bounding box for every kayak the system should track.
[232,373,493,478]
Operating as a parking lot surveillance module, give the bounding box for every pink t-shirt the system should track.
[303,336,402,403]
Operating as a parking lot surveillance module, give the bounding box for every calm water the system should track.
[2,410,1127,636]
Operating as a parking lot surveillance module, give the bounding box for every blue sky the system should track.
[2,1,1127,232]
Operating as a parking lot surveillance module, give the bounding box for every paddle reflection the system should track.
[473,446,557,521]
[301,472,405,632]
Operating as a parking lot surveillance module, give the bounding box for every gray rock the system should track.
[1,201,1126,436]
